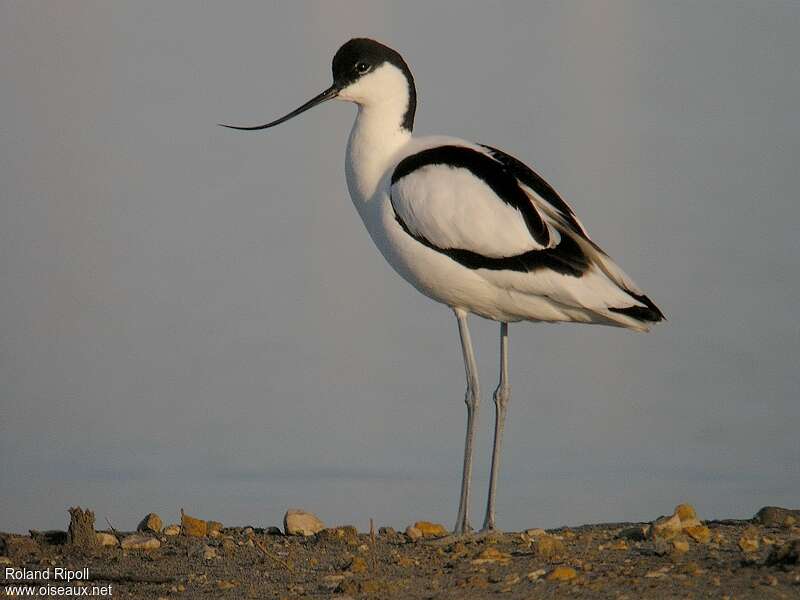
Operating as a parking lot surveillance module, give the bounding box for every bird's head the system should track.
[220,38,416,133]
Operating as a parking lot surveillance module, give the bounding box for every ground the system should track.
[2,511,799,599]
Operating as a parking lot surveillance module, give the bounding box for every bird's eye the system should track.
[355,62,370,74]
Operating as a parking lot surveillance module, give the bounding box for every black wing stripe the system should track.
[390,203,589,278]
[392,145,551,247]
[480,144,588,238]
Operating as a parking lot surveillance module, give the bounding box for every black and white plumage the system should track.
[222,38,664,535]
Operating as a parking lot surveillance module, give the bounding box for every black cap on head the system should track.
[332,38,416,131]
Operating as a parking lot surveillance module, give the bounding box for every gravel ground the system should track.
[2,512,799,599]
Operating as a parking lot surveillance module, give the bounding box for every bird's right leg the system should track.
[453,308,480,535]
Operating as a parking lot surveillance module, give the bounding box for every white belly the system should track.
[356,189,540,322]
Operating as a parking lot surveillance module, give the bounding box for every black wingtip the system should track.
[609,292,666,323]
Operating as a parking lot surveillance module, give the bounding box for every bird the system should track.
[221,38,664,535]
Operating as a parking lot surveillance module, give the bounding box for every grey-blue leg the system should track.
[482,322,510,531]
[453,308,480,534]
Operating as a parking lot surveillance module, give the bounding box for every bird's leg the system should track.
[482,322,510,532]
[453,308,480,535]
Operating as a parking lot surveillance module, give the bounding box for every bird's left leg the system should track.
[482,322,510,532]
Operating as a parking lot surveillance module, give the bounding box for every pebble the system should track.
[203,545,217,560]
[404,525,422,542]
[526,568,547,582]
[95,532,118,547]
[412,521,447,538]
[180,510,207,537]
[137,513,162,533]
[120,534,161,550]
[216,579,237,590]
[471,547,511,565]
[162,524,180,536]
[283,508,325,536]
[546,566,577,581]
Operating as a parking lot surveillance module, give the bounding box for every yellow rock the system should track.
[216,580,238,590]
[207,521,223,538]
[413,521,447,538]
[675,504,697,522]
[685,525,711,544]
[137,513,163,533]
[738,536,759,553]
[404,525,422,541]
[784,515,797,527]
[96,532,118,547]
[546,566,577,581]
[471,546,511,565]
[649,513,682,540]
[162,524,180,536]
[672,539,690,554]
[180,509,207,537]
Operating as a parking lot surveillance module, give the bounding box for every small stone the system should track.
[163,524,180,536]
[738,534,759,553]
[120,534,161,550]
[96,532,118,547]
[527,568,547,582]
[404,525,422,542]
[216,579,238,590]
[283,508,325,536]
[0,557,12,565]
[645,566,671,579]
[672,539,690,554]
[784,515,798,527]
[203,545,217,560]
[472,546,511,565]
[265,526,282,535]
[349,556,368,573]
[546,566,577,581]
[181,510,207,537]
[533,534,566,559]
[378,526,396,537]
[137,513,163,534]
[685,525,711,544]
[412,521,447,538]
[207,521,223,537]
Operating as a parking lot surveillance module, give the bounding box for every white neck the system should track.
[345,104,411,208]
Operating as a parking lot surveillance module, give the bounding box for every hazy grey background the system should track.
[1,1,798,533]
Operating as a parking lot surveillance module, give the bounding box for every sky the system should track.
[1,1,798,534]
